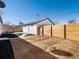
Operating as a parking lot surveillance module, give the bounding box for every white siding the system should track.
[23,26,29,33]
[23,25,37,35]
[22,19,54,35]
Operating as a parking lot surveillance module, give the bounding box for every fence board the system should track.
[39,26,43,36]
[66,24,79,41]
[43,25,51,37]
[38,24,79,41]
[53,25,64,38]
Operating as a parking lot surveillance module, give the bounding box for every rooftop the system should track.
[23,18,55,26]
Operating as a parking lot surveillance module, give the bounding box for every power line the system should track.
[53,10,79,19]
[36,14,40,20]
[3,12,20,18]
[2,10,79,21]
[2,12,24,22]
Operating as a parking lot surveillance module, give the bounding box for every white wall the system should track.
[23,26,28,33]
[23,25,37,35]
[22,19,54,35]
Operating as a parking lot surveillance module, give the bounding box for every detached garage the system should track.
[22,18,55,35]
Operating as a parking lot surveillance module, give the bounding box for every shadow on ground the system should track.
[0,40,15,59]
[0,34,17,59]
[11,38,58,59]
[0,33,59,59]
[51,49,73,57]
[0,33,18,38]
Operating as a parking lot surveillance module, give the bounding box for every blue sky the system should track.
[1,0,79,24]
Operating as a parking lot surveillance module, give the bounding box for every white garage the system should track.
[22,18,55,35]
[23,25,37,35]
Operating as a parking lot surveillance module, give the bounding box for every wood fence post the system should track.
[64,25,66,39]
[42,26,44,36]
[51,25,52,37]
[37,26,40,35]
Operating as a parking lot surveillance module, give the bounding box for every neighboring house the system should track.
[12,25,22,32]
[3,24,14,33]
[0,15,22,34]
[22,18,55,35]
[3,25,22,33]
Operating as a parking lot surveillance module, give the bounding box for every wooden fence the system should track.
[39,24,79,41]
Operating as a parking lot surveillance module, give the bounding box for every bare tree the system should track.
[68,19,77,24]
[19,21,24,26]
[4,21,11,26]
[53,20,59,24]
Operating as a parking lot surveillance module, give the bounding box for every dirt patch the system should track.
[24,36,64,50]
[10,38,58,59]
[46,39,79,59]
[9,36,79,59]
[24,36,79,59]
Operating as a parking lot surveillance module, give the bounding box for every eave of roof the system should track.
[23,18,55,26]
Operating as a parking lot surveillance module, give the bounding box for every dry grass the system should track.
[46,39,79,59]
[25,36,64,50]
[10,36,79,59]
[10,38,58,59]
[24,36,79,59]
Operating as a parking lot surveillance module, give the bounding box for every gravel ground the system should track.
[10,38,58,59]
[8,36,79,59]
